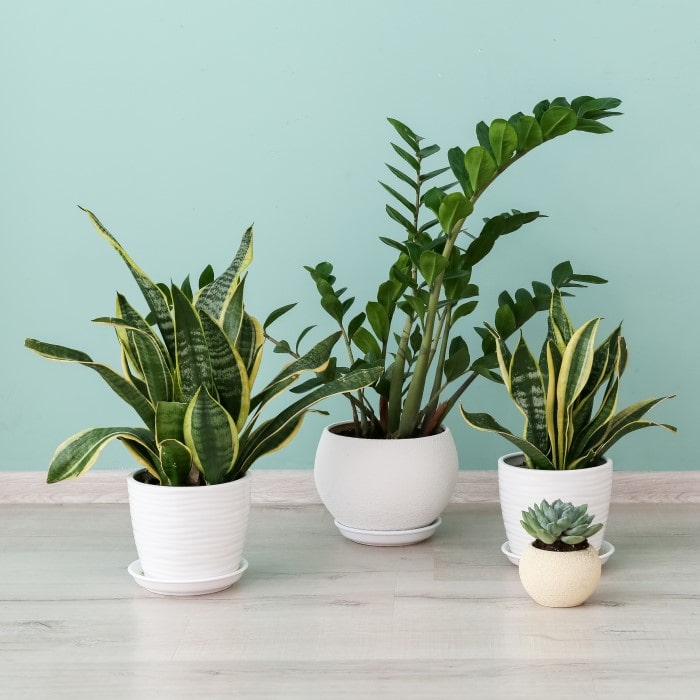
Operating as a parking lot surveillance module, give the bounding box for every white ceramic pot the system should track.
[498,452,613,560]
[519,543,602,607]
[127,471,251,582]
[314,423,459,536]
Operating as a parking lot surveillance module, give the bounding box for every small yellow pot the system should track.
[519,542,601,607]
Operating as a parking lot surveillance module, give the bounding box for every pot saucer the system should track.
[127,558,248,596]
[501,541,615,566]
[334,517,441,546]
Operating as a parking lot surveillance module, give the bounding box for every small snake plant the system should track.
[521,499,603,548]
[26,209,381,486]
[462,290,676,469]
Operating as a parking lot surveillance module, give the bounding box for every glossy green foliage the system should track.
[303,96,621,438]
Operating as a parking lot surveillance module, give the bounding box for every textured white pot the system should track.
[127,471,251,582]
[498,452,613,560]
[314,423,459,532]
[519,543,602,607]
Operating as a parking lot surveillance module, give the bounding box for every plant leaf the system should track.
[460,409,554,469]
[24,338,156,430]
[464,146,497,193]
[46,426,156,483]
[184,386,238,485]
[489,119,518,166]
[540,106,577,140]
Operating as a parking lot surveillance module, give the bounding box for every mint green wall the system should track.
[3,0,694,472]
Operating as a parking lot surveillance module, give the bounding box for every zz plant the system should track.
[25,209,381,486]
[300,95,621,439]
[462,290,676,469]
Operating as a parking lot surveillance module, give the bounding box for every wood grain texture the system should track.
[0,503,698,698]
[2,469,700,504]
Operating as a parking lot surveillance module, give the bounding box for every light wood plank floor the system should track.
[1,503,698,699]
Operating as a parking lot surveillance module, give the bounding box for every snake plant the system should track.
[26,209,381,486]
[302,95,620,438]
[462,290,676,469]
[521,499,603,548]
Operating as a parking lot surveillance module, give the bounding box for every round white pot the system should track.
[498,452,613,561]
[519,543,602,607]
[314,423,459,537]
[127,471,251,583]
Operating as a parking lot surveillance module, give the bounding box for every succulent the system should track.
[521,499,603,546]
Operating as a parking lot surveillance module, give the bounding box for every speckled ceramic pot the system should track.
[519,543,602,607]
[314,423,459,535]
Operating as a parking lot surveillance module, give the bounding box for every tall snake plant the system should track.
[462,290,676,469]
[26,209,381,486]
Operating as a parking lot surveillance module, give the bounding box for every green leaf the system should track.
[198,264,215,289]
[114,293,170,371]
[380,181,415,214]
[348,312,366,340]
[321,294,344,324]
[155,401,187,444]
[385,204,415,232]
[46,426,157,483]
[184,386,238,485]
[465,146,497,193]
[574,97,622,117]
[489,119,518,167]
[418,143,439,158]
[444,338,470,381]
[200,311,250,430]
[158,439,192,486]
[386,163,418,191]
[80,207,175,359]
[195,226,253,321]
[418,250,449,286]
[24,338,156,431]
[391,142,419,172]
[128,328,174,405]
[515,115,543,152]
[447,146,472,197]
[494,304,516,337]
[236,312,264,385]
[451,300,478,323]
[295,325,316,354]
[366,301,390,343]
[172,284,214,401]
[254,331,342,412]
[238,366,383,473]
[460,409,554,469]
[437,192,473,235]
[387,117,420,150]
[352,327,382,358]
[263,303,297,330]
[220,275,247,341]
[509,335,548,455]
[551,260,574,288]
[422,187,446,216]
[540,106,577,140]
[576,118,613,134]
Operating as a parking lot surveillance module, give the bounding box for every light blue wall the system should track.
[2,0,695,472]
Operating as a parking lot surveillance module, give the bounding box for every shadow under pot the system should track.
[314,423,459,546]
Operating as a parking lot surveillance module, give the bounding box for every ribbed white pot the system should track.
[314,423,459,532]
[498,452,613,560]
[127,471,251,581]
[519,543,602,607]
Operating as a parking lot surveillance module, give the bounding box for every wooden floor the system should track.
[1,503,699,699]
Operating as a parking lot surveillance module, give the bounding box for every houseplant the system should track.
[299,94,622,542]
[462,289,676,561]
[518,499,604,607]
[25,208,381,594]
